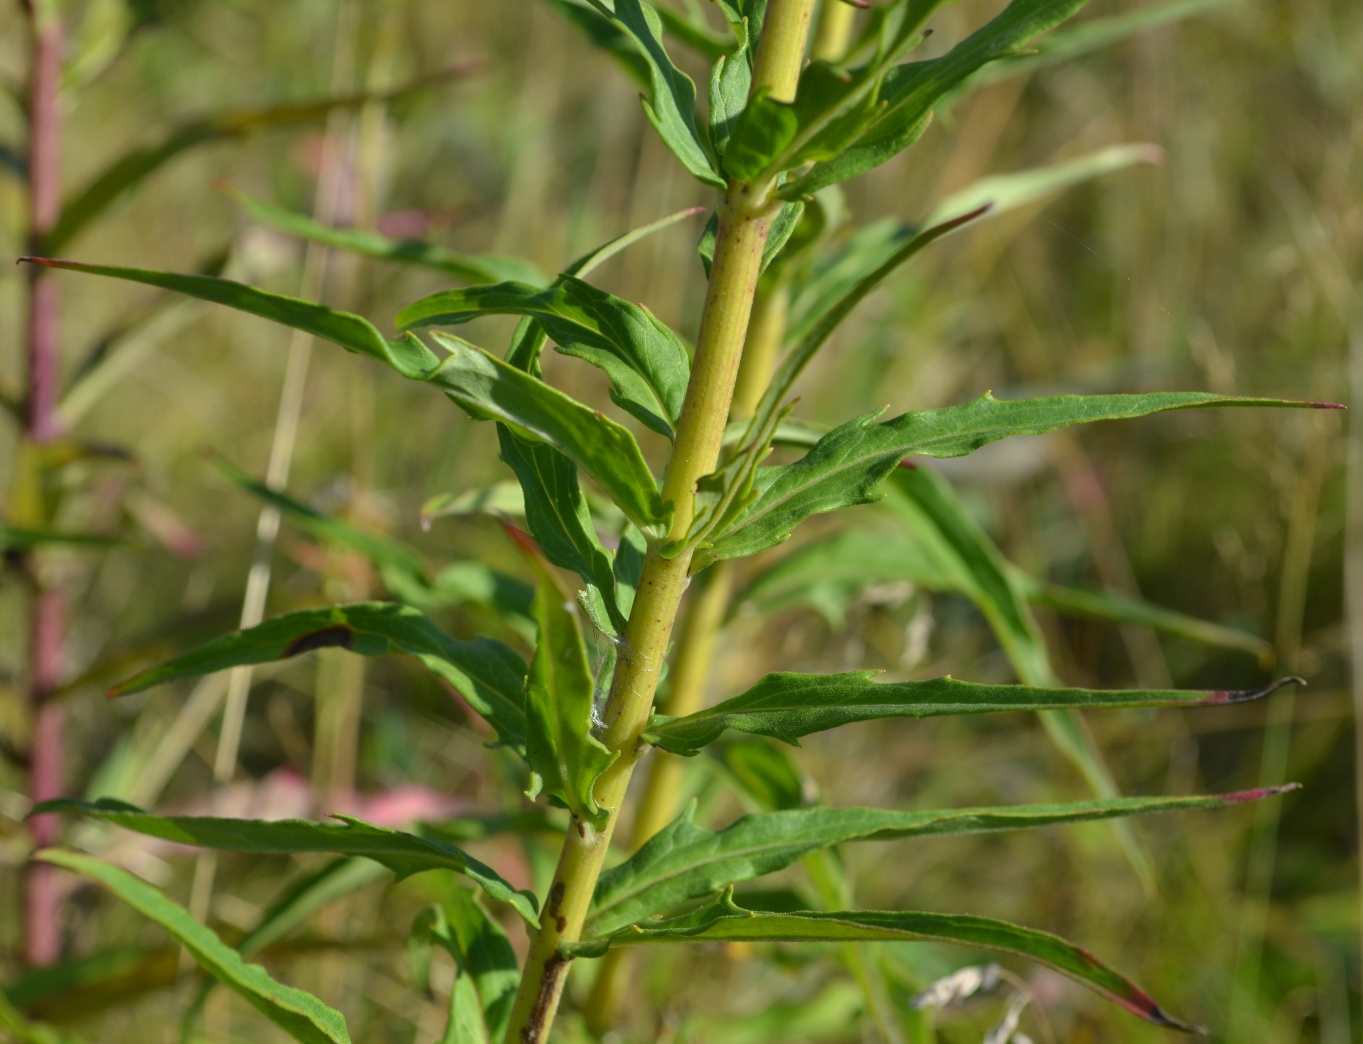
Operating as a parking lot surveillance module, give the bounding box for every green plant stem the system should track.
[500,7,815,1041]
[812,0,858,62]
[582,564,733,1035]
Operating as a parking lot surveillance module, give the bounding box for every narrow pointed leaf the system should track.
[924,144,1162,229]
[521,548,617,821]
[582,0,724,187]
[217,459,428,579]
[645,672,1300,755]
[710,392,1332,562]
[217,459,531,618]
[45,73,467,253]
[239,857,389,957]
[35,799,538,925]
[707,24,751,168]
[0,991,83,1044]
[34,849,352,1044]
[107,602,528,756]
[541,0,651,87]
[181,856,392,1030]
[567,890,1198,1032]
[563,206,707,279]
[23,259,438,379]
[973,0,1241,88]
[399,278,690,437]
[444,890,520,1042]
[587,787,1295,935]
[1021,577,1274,665]
[497,426,625,632]
[0,525,120,550]
[726,12,933,185]
[426,335,667,532]
[786,0,1094,197]
[229,189,546,286]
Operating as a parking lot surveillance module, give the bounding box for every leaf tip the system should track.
[1204,675,1304,705]
[1307,400,1346,410]
[1221,781,1303,804]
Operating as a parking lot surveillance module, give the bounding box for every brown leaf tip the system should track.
[1307,401,1346,410]
[1205,675,1304,705]
[285,624,356,656]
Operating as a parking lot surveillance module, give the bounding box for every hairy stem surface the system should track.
[501,6,815,1041]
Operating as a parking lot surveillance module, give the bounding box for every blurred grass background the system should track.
[0,0,1358,1040]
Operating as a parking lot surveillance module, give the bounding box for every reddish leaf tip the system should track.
[1307,400,1346,410]
[1204,675,1304,705]
[1221,782,1303,804]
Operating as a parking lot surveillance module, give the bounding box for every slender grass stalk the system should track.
[187,0,360,927]
[1349,318,1363,1004]
[1229,423,1331,1036]
[501,6,815,1041]
[22,0,66,968]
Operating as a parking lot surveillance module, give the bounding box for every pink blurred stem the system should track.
[23,5,66,966]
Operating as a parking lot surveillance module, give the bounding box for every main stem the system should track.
[501,6,814,1041]
[23,0,66,968]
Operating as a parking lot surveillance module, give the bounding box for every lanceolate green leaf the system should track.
[924,144,1162,229]
[34,849,352,1044]
[45,73,466,253]
[582,0,724,188]
[229,189,547,286]
[541,0,651,88]
[411,900,508,1044]
[22,259,439,380]
[238,858,390,957]
[426,335,667,532]
[565,889,1198,1032]
[181,857,392,1032]
[0,525,120,550]
[739,517,1271,660]
[786,0,1094,197]
[742,207,986,451]
[216,458,533,619]
[972,0,1240,89]
[36,799,539,926]
[216,459,428,580]
[885,465,1051,684]
[709,392,1332,562]
[1021,577,1275,665]
[725,12,933,185]
[443,890,521,1043]
[107,602,529,756]
[497,427,625,632]
[586,787,1295,935]
[398,278,690,438]
[645,671,1300,755]
[563,206,707,279]
[522,552,617,822]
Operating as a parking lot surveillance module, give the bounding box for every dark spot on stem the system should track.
[284,625,355,656]
[522,952,568,1044]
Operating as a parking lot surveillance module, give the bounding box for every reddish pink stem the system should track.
[23,8,66,967]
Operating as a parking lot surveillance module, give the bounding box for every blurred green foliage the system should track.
[0,0,1358,1041]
